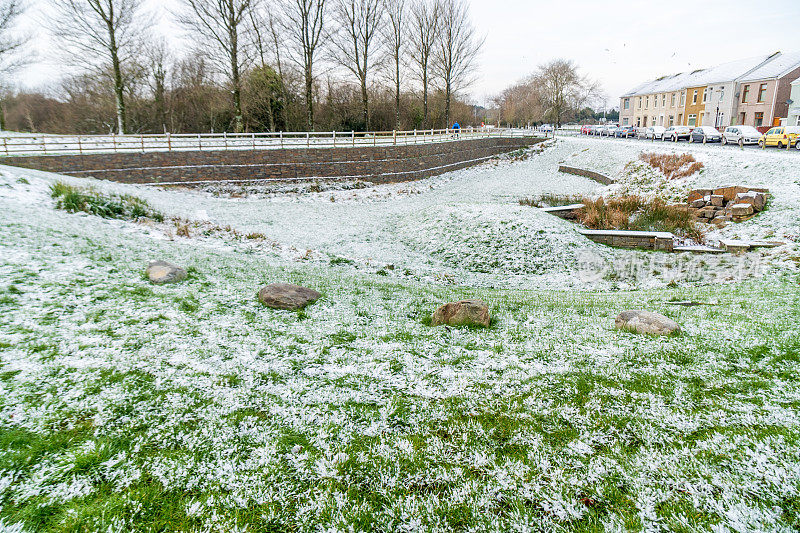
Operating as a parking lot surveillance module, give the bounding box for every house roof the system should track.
[740,51,800,81]
[621,52,798,98]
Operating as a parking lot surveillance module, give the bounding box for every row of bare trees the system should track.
[494,59,603,128]
[0,0,485,134]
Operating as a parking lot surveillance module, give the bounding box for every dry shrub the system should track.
[246,232,266,240]
[519,193,584,208]
[639,152,704,179]
[577,195,704,242]
[175,221,191,237]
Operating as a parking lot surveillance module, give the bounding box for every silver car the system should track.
[722,126,761,147]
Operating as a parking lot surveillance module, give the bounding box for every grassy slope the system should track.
[1,177,800,532]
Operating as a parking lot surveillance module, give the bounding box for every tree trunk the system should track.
[305,67,314,130]
[230,22,243,133]
[395,64,401,130]
[108,33,127,134]
[445,84,451,127]
[361,80,369,130]
[422,65,428,128]
[0,99,5,131]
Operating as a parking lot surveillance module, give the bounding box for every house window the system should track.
[692,90,698,104]
[680,92,685,106]
[669,115,674,127]
[658,116,663,126]
[638,98,642,109]
[678,113,683,124]
[623,117,629,125]
[645,97,649,109]
[699,112,704,125]
[758,83,767,103]
[671,93,676,106]
[719,87,724,101]
[703,89,709,103]
[688,114,697,126]
[755,112,764,126]
[636,117,641,127]
[796,115,800,126]
[624,98,630,110]
[739,112,746,124]
[742,85,750,103]
[662,94,666,106]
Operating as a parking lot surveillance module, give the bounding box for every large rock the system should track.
[431,299,490,327]
[731,203,754,217]
[258,283,321,310]
[735,191,766,211]
[146,261,187,284]
[615,310,681,336]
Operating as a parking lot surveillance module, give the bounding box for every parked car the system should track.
[539,124,554,133]
[759,126,799,148]
[581,125,593,135]
[663,126,692,142]
[721,126,762,147]
[600,124,618,137]
[615,125,636,138]
[690,126,722,143]
[642,126,666,140]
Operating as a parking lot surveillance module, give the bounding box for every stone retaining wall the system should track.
[579,230,674,251]
[0,137,541,186]
[557,166,614,185]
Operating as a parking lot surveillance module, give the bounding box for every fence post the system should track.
[352,130,355,146]
[140,134,144,151]
[167,133,172,151]
[393,130,397,145]
[2,137,7,156]
[252,132,255,150]
[223,131,228,150]
[112,133,117,153]
[306,131,310,148]
[280,131,283,148]
[333,130,336,147]
[198,133,202,151]
[77,136,82,154]
[414,129,417,144]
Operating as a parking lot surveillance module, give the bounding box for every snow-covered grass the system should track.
[1,138,800,531]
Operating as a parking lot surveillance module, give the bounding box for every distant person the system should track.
[452,122,461,139]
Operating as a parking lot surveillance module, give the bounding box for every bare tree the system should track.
[178,0,257,133]
[145,39,170,132]
[536,59,599,127]
[0,0,26,73]
[329,0,383,129]
[49,0,146,134]
[383,0,404,130]
[434,0,482,127]
[281,0,326,130]
[1,0,29,130]
[408,0,438,128]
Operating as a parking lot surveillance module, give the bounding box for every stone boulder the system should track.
[146,261,188,284]
[735,191,766,211]
[431,299,490,327]
[615,310,681,336]
[258,283,321,310]
[731,203,754,217]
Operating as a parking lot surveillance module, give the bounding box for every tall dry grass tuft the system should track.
[639,152,704,179]
[577,195,704,242]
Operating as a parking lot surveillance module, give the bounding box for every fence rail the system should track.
[0,128,542,156]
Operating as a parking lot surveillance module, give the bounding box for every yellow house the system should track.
[683,86,708,126]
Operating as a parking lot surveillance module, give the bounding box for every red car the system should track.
[581,125,592,135]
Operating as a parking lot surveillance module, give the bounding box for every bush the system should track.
[578,195,703,241]
[519,193,584,208]
[639,152,704,180]
[50,182,163,222]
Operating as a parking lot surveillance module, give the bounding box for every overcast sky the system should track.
[10,0,800,109]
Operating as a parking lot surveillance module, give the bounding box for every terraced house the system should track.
[619,52,800,130]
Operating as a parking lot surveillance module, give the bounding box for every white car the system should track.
[600,124,618,137]
[721,126,761,147]
[539,124,554,133]
[640,126,666,140]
